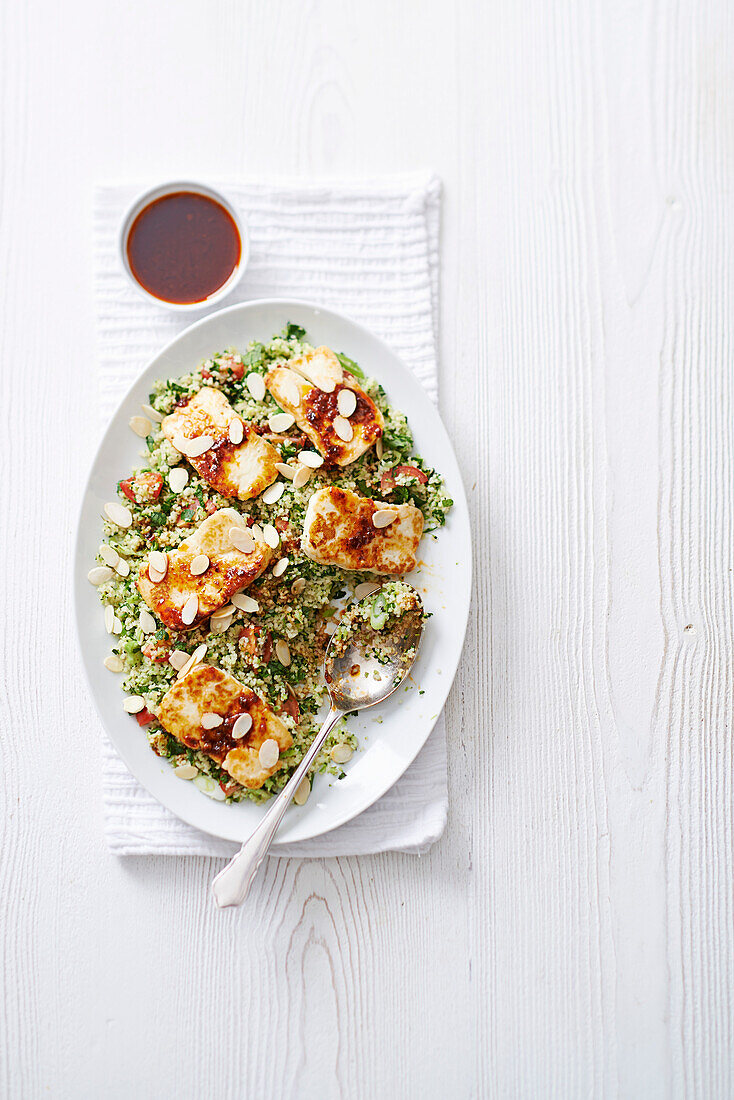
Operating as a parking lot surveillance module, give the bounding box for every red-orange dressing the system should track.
[126,191,241,304]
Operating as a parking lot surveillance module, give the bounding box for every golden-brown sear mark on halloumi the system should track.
[137,509,271,631]
[301,486,424,575]
[162,387,279,499]
[158,664,293,789]
[266,347,383,467]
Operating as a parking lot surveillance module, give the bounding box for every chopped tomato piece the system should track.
[120,471,163,504]
[394,464,428,484]
[278,694,300,723]
[218,778,240,796]
[135,709,157,726]
[380,465,427,494]
[119,478,137,502]
[238,625,257,656]
[201,368,212,380]
[274,516,289,534]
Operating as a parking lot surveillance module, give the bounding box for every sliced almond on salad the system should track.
[88,566,114,585]
[258,739,280,769]
[190,554,210,576]
[181,594,199,626]
[129,415,152,438]
[261,482,285,505]
[232,713,253,739]
[228,526,256,553]
[372,509,398,529]
[246,372,266,401]
[104,502,132,528]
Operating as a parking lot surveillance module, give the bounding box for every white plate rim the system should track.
[74,298,472,844]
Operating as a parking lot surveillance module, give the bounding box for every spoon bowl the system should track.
[325,607,425,711]
[211,592,426,907]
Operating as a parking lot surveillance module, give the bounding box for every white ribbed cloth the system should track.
[93,174,447,858]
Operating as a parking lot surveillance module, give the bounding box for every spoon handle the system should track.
[211,706,342,908]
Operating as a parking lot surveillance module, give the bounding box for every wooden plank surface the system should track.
[1,0,732,1096]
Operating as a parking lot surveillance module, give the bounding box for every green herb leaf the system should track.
[336,352,364,379]
[285,323,306,341]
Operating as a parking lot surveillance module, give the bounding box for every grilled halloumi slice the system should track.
[162,387,279,500]
[137,508,271,630]
[159,664,293,790]
[266,347,383,467]
[301,486,424,574]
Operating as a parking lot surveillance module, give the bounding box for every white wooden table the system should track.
[2,1,732,1096]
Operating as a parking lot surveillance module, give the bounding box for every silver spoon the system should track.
[211,603,425,908]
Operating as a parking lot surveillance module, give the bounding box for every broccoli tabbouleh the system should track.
[91,326,452,805]
[332,581,426,665]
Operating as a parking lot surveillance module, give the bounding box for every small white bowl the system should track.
[118,181,249,312]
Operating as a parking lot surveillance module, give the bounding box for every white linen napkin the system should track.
[93,173,447,857]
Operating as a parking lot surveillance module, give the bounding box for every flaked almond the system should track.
[88,566,114,585]
[246,372,266,401]
[115,559,130,578]
[228,418,244,445]
[261,481,285,505]
[293,777,311,806]
[139,609,157,634]
[141,403,164,423]
[190,554,209,576]
[201,712,224,730]
[181,594,199,626]
[169,649,191,671]
[104,654,124,673]
[178,643,207,679]
[231,592,258,613]
[229,526,256,553]
[355,581,380,599]
[232,713,253,739]
[173,763,198,780]
[99,543,119,568]
[282,377,302,407]
[258,739,280,769]
[104,502,132,528]
[298,450,324,469]
[272,557,289,578]
[372,509,398,529]
[148,568,166,585]
[268,411,296,433]
[168,467,189,493]
[262,523,279,548]
[123,696,145,714]
[211,604,237,620]
[209,613,233,635]
[104,605,115,634]
[129,415,152,438]
[250,523,263,541]
[149,550,168,576]
[183,435,215,458]
[337,389,357,417]
[291,577,306,596]
[275,462,296,480]
[376,436,384,459]
[112,617,122,635]
[275,639,291,666]
[333,415,354,442]
[292,466,310,489]
[330,743,353,765]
